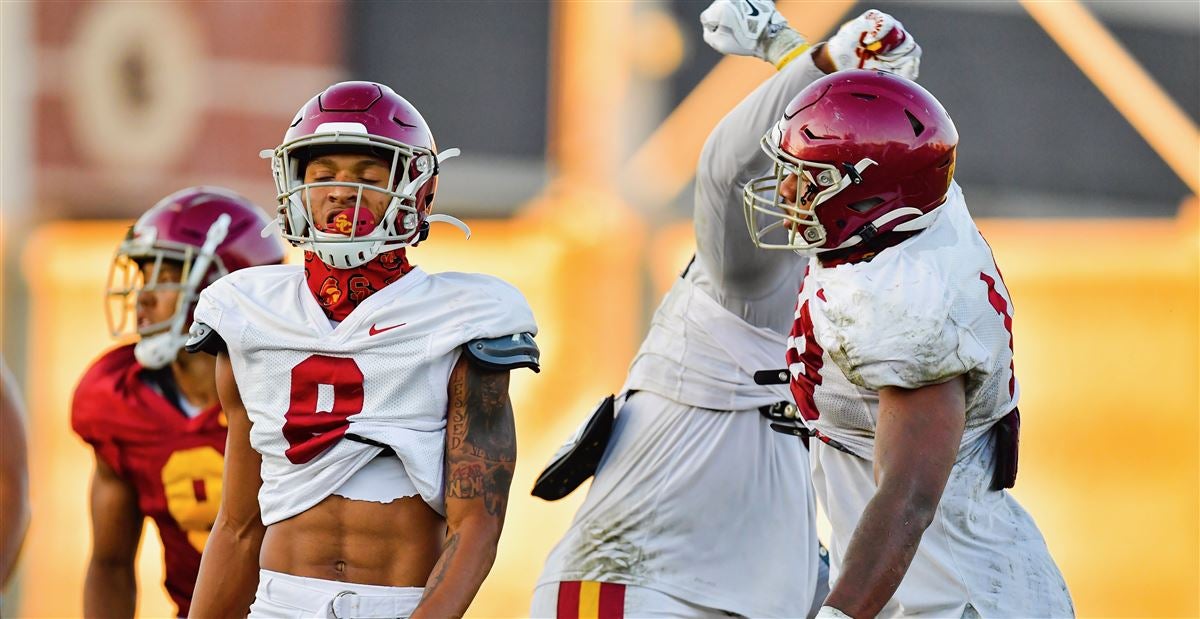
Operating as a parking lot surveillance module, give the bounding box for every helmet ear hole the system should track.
[848,197,884,213]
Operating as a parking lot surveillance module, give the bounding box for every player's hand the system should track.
[700,0,788,61]
[825,9,921,80]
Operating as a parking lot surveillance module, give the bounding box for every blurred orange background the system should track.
[1,1,1197,617]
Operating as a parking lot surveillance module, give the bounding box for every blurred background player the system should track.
[744,67,1074,616]
[188,81,539,618]
[530,4,921,618]
[1,358,30,593]
[70,187,284,617]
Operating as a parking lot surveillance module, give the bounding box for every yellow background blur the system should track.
[2,1,1198,617]
[8,201,1198,617]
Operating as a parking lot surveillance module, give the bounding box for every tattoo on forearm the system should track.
[446,361,516,517]
[420,531,460,601]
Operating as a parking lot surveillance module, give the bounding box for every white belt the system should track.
[260,569,422,618]
[328,590,415,619]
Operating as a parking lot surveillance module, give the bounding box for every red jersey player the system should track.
[71,187,284,617]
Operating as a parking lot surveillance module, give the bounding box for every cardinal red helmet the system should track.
[106,186,284,366]
[270,81,452,268]
[743,69,958,253]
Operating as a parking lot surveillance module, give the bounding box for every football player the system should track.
[530,4,921,618]
[187,82,539,618]
[71,187,285,617]
[744,60,1076,618]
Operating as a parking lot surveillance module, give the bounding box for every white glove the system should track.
[700,0,789,61]
[815,606,852,618]
[825,9,921,80]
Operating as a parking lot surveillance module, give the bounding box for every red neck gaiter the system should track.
[303,249,413,321]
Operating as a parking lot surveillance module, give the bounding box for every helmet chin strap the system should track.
[137,214,232,369]
[829,202,946,251]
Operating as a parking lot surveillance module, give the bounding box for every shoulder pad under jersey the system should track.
[464,332,540,372]
[185,320,226,356]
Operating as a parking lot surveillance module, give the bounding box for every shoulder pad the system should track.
[464,332,539,372]
[185,320,226,356]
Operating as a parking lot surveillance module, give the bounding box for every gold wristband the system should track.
[774,42,812,71]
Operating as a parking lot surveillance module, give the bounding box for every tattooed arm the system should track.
[412,354,516,619]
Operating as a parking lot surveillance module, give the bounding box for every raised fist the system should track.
[825,9,921,80]
[700,0,788,61]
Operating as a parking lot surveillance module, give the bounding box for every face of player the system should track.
[136,260,183,334]
[776,172,816,230]
[303,153,393,234]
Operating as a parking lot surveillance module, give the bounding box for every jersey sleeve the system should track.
[429,274,538,356]
[70,353,129,475]
[192,280,228,337]
[693,52,826,300]
[816,256,992,391]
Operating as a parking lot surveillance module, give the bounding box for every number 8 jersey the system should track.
[193,264,537,525]
[71,344,226,617]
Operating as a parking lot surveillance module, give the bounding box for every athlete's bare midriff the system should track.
[260,493,444,586]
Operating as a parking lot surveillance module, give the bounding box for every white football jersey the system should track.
[194,265,536,525]
[536,53,827,619]
[787,182,1018,458]
[624,275,792,411]
[791,184,1074,615]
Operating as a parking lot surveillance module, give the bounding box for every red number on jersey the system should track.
[786,295,825,421]
[979,272,1016,397]
[282,355,364,464]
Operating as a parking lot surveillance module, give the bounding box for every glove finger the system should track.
[699,2,725,29]
[855,10,898,45]
[702,29,740,55]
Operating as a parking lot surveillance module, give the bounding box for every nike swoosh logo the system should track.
[369,322,406,336]
[744,0,759,17]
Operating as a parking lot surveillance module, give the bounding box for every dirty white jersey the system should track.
[194,265,536,526]
[787,182,1016,457]
[536,53,825,619]
[790,184,1074,616]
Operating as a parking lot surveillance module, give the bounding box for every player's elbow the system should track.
[447,509,505,571]
[212,508,266,547]
[905,490,941,533]
[878,475,942,533]
[452,509,505,541]
[893,476,945,534]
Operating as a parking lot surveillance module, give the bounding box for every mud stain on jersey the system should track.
[564,518,666,583]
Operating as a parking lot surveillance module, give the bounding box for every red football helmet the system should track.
[743,69,958,254]
[107,186,285,368]
[270,81,465,269]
